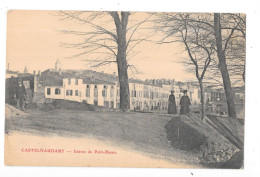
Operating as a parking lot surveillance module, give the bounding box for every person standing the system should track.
[15,80,27,111]
[168,90,177,114]
[180,90,191,115]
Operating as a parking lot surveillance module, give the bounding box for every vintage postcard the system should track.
[5,10,245,168]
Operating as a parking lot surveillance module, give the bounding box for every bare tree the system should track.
[220,14,245,83]
[213,13,245,118]
[59,11,152,111]
[204,37,245,88]
[156,13,215,121]
[202,14,245,90]
[156,13,245,118]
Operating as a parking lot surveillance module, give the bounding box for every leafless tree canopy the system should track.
[59,11,152,73]
[155,13,215,80]
[58,11,153,111]
[155,13,245,87]
[155,13,217,120]
[154,12,245,119]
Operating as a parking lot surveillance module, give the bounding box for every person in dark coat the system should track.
[15,80,27,111]
[168,90,177,114]
[180,90,191,115]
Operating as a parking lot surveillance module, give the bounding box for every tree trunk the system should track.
[199,79,205,121]
[117,44,130,111]
[112,12,130,111]
[242,66,245,83]
[214,13,237,118]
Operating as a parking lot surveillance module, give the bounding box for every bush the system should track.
[42,99,111,112]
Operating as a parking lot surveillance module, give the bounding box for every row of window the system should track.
[67,78,78,85]
[87,85,114,89]
[67,79,116,90]
[46,88,116,98]
[131,90,168,99]
[47,87,171,99]
[86,88,115,97]
[47,88,169,99]
[66,90,80,96]
[47,88,61,95]
[46,88,80,96]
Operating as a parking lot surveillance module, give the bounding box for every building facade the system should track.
[44,73,201,111]
[45,77,117,109]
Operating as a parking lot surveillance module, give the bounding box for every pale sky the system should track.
[6,10,195,81]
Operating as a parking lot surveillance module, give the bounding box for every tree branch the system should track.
[60,11,118,40]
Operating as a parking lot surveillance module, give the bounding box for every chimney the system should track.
[34,73,38,92]
[59,69,62,75]
[7,63,10,71]
[38,70,41,76]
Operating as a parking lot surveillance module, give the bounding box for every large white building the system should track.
[45,76,118,108]
[42,61,201,110]
[43,69,201,110]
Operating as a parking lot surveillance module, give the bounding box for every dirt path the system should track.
[5,133,199,168]
[5,108,202,168]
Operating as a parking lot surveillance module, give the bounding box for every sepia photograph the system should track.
[4,10,247,169]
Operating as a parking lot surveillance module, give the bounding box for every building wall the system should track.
[44,77,203,111]
[86,84,116,108]
[45,86,64,100]
[63,78,84,102]
[45,78,117,109]
[129,83,172,111]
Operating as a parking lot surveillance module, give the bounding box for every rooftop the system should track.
[41,69,116,86]
[6,70,19,74]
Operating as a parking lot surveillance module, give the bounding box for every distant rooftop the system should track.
[41,69,116,86]
[41,68,245,91]
[6,70,19,74]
